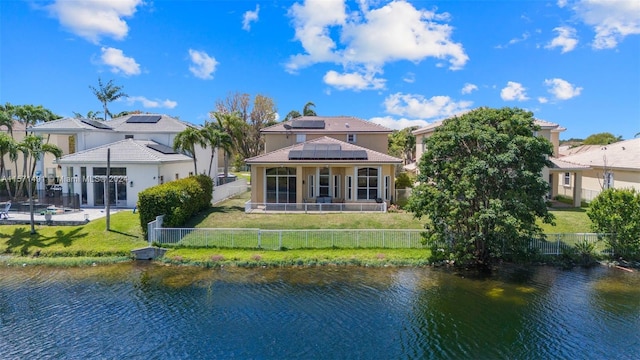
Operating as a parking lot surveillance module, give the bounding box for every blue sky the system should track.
[1,0,639,140]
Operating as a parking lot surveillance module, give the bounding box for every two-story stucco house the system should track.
[29,114,214,208]
[245,116,402,211]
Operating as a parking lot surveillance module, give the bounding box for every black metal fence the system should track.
[0,191,80,214]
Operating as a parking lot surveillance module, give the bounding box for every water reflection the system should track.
[0,264,638,359]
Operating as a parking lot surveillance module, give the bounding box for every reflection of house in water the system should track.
[29,114,215,208]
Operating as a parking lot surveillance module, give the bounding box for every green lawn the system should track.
[0,192,593,266]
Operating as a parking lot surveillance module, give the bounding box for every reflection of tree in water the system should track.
[402,267,556,359]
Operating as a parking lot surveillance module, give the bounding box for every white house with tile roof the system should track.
[246,117,402,210]
[554,137,640,203]
[29,114,214,208]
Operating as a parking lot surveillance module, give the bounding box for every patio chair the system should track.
[0,201,11,219]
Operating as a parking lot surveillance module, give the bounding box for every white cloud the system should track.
[544,78,583,100]
[538,97,549,104]
[126,96,178,109]
[546,26,578,53]
[188,49,218,80]
[500,81,529,101]
[46,0,142,43]
[286,0,468,90]
[100,47,140,76]
[461,83,478,94]
[573,0,640,49]
[323,70,385,90]
[383,92,473,119]
[557,0,568,8]
[403,72,415,83]
[242,5,260,31]
[369,116,429,130]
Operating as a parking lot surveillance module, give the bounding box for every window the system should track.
[357,167,378,200]
[384,175,390,200]
[347,134,356,143]
[604,172,614,189]
[345,176,352,200]
[308,175,315,198]
[319,168,330,197]
[125,135,134,139]
[296,134,306,143]
[266,167,297,203]
[563,172,571,186]
[333,175,340,198]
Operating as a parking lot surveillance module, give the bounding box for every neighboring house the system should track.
[412,116,584,205]
[245,116,402,209]
[554,138,640,202]
[29,114,214,208]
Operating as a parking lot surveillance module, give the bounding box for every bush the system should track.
[138,175,213,238]
[587,188,640,260]
[395,172,414,189]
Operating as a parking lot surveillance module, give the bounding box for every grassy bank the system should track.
[0,192,593,267]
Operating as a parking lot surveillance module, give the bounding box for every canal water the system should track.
[0,263,638,359]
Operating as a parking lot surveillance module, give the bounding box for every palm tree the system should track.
[201,120,233,178]
[285,101,317,121]
[72,110,102,119]
[0,103,14,138]
[173,126,206,175]
[19,135,63,234]
[0,133,17,198]
[89,78,128,121]
[212,111,243,178]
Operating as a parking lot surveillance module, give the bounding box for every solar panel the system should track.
[146,143,178,154]
[288,148,367,160]
[291,120,325,129]
[80,119,112,130]
[126,115,161,123]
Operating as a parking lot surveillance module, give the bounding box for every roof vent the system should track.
[345,123,350,128]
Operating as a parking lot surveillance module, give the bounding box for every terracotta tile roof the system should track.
[262,116,392,134]
[246,136,402,164]
[556,138,640,170]
[558,144,602,156]
[56,139,192,165]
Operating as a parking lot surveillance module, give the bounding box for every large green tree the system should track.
[284,101,317,121]
[173,126,206,175]
[587,188,640,260]
[407,107,555,268]
[89,78,128,121]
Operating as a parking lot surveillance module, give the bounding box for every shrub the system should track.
[138,174,213,238]
[587,188,640,260]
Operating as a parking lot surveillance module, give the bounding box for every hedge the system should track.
[138,175,213,238]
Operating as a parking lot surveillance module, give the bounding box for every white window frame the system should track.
[333,175,340,198]
[347,134,356,143]
[563,172,571,186]
[345,175,353,201]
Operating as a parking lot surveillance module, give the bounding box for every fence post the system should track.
[279,231,283,250]
[258,230,261,249]
[556,234,561,255]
